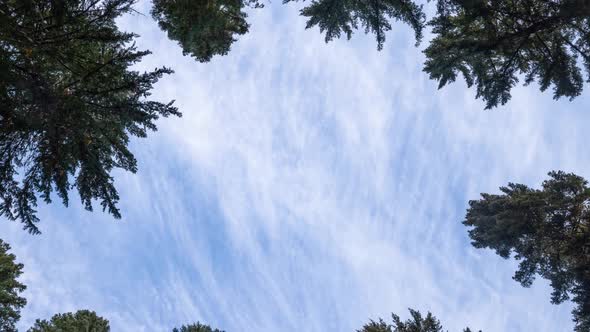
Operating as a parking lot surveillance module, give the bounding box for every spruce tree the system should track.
[0,239,26,332]
[358,317,393,332]
[151,0,263,62]
[465,171,590,331]
[284,0,425,50]
[173,322,224,332]
[390,309,443,332]
[0,0,179,234]
[28,310,109,332]
[357,309,479,332]
[424,0,590,109]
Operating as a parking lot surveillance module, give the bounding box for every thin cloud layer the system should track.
[2,1,589,332]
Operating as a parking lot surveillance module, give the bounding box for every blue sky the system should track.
[2,1,590,331]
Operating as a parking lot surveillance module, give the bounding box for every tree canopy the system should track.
[0,239,26,332]
[173,322,225,332]
[284,0,425,50]
[357,309,479,332]
[27,311,224,332]
[465,171,590,331]
[0,0,179,234]
[424,0,590,109]
[28,310,110,332]
[152,0,426,60]
[151,0,263,62]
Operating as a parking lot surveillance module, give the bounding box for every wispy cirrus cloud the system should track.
[2,1,589,331]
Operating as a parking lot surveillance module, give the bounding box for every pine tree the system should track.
[284,0,425,50]
[465,171,590,331]
[151,0,263,63]
[357,309,479,332]
[0,239,26,332]
[390,309,443,332]
[358,317,392,332]
[0,0,179,234]
[28,310,109,332]
[173,322,225,332]
[424,0,590,109]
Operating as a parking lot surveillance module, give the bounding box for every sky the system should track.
[2,1,590,331]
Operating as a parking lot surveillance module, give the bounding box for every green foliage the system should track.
[28,310,109,332]
[151,0,263,63]
[424,0,590,109]
[173,322,225,332]
[390,309,443,332]
[0,0,179,234]
[285,0,425,50]
[358,317,392,332]
[357,309,478,332]
[0,239,26,332]
[465,171,590,331]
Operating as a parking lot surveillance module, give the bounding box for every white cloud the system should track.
[2,1,589,331]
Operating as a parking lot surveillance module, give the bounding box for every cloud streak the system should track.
[2,1,589,331]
